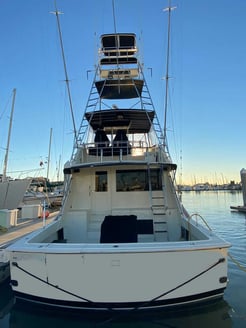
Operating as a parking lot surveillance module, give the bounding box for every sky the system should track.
[0,0,246,185]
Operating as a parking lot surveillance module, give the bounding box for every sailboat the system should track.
[7,6,230,311]
[0,89,31,211]
[0,89,31,285]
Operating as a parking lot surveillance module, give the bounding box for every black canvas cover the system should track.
[100,215,137,243]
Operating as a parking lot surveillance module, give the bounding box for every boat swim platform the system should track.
[0,211,59,247]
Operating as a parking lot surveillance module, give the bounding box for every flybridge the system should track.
[62,32,175,168]
[74,32,166,155]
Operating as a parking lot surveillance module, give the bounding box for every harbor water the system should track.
[0,191,245,327]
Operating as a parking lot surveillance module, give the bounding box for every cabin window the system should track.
[95,171,108,192]
[149,169,162,191]
[116,169,162,191]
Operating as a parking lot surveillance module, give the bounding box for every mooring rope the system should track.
[228,253,246,273]
[12,262,93,304]
[13,257,225,314]
[97,257,226,325]
[131,257,225,311]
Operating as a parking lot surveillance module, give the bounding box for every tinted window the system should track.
[116,169,161,191]
[95,171,108,192]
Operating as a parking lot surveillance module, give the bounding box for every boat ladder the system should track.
[151,195,168,241]
[148,165,168,241]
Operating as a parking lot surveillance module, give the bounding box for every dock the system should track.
[0,211,59,246]
[230,169,246,213]
[230,206,246,213]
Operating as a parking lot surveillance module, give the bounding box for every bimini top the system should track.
[85,109,155,133]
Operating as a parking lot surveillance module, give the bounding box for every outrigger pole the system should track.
[51,1,78,147]
[163,1,176,149]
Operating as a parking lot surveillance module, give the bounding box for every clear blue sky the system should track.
[0,0,245,184]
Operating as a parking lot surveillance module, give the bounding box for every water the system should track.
[0,191,245,327]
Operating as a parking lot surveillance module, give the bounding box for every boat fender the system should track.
[41,210,49,218]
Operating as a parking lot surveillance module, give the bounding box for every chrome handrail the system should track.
[190,213,212,231]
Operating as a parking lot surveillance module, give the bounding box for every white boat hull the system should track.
[9,235,228,311]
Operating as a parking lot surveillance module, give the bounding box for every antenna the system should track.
[163,1,176,148]
[51,1,78,147]
[46,127,52,181]
[112,0,117,34]
[112,0,121,94]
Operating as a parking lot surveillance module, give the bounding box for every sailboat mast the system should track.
[163,2,176,148]
[2,88,16,182]
[46,127,52,181]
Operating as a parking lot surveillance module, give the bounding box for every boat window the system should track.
[149,169,162,191]
[116,169,161,191]
[95,171,108,192]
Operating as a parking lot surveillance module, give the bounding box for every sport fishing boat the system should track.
[7,12,230,311]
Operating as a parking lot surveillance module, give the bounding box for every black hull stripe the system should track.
[14,288,225,312]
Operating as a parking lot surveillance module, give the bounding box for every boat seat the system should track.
[88,129,112,156]
[112,129,131,155]
[94,129,110,148]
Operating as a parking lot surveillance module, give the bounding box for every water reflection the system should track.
[10,300,232,328]
[0,281,14,328]
[0,279,232,328]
